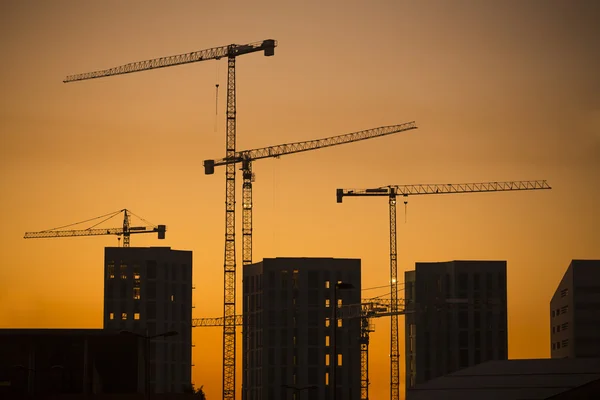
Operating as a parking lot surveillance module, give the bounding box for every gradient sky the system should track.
[1,1,599,399]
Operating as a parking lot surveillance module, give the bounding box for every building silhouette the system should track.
[243,257,361,400]
[0,329,143,397]
[405,260,508,388]
[550,259,600,358]
[103,246,193,393]
[405,357,600,400]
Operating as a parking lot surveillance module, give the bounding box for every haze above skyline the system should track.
[1,1,599,399]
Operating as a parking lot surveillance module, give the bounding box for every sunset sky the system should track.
[1,1,599,399]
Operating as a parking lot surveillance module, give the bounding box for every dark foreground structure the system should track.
[0,329,142,398]
[406,357,600,400]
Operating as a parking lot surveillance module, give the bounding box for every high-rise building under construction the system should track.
[243,257,361,400]
[103,246,193,393]
[405,260,508,388]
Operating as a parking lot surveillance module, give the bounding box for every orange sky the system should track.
[1,1,599,399]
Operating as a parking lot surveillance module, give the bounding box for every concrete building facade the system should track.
[405,260,508,388]
[243,257,361,400]
[550,259,600,358]
[103,247,193,393]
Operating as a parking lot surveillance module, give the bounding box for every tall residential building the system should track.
[405,260,508,388]
[550,259,600,358]
[243,257,361,400]
[103,246,193,394]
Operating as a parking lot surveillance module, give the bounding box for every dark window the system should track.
[308,270,319,288]
[459,331,468,347]
[146,261,156,279]
[459,311,468,329]
[473,273,480,290]
[459,349,469,368]
[458,273,468,293]
[308,328,318,346]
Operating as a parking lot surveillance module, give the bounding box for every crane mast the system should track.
[64,39,276,400]
[337,180,552,400]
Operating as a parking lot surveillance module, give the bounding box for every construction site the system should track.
[2,3,600,400]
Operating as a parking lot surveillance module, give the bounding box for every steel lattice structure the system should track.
[24,209,165,247]
[337,180,552,400]
[203,121,418,273]
[64,39,277,400]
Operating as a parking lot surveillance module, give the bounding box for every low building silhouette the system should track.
[405,357,600,400]
[0,329,143,397]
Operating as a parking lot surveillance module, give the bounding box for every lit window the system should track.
[325,336,330,347]
[134,313,140,320]
[325,372,329,386]
[120,264,127,280]
[337,299,342,308]
[325,318,330,327]
[337,354,342,366]
[133,287,141,300]
[171,294,175,302]
[338,319,342,328]
[107,263,115,279]
[109,312,114,320]
[325,299,330,308]
[121,312,127,320]
[325,281,330,289]
[325,354,330,366]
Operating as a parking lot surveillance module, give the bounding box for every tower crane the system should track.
[203,121,418,267]
[23,208,166,247]
[64,39,276,400]
[336,180,552,400]
[193,297,407,400]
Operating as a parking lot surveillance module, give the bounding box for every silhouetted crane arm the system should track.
[192,315,244,327]
[203,122,417,173]
[24,226,163,239]
[23,209,166,246]
[337,180,551,202]
[63,39,277,83]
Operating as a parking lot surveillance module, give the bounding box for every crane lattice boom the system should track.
[338,180,551,200]
[63,40,276,83]
[23,209,165,247]
[23,226,162,239]
[204,122,417,173]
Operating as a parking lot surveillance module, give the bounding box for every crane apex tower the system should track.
[103,246,193,394]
